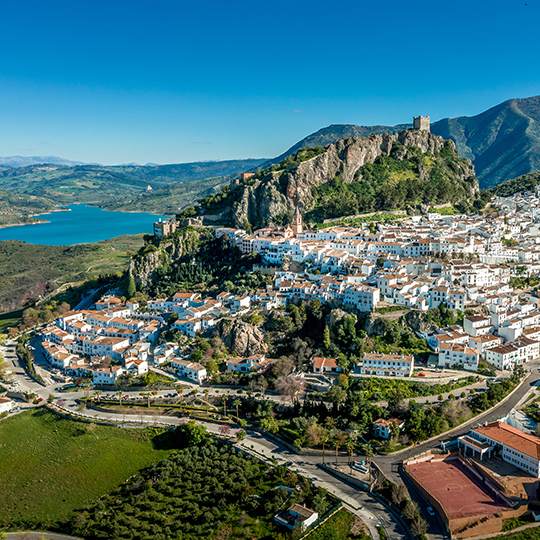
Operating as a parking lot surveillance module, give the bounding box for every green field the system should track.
[307,508,370,540]
[0,409,170,530]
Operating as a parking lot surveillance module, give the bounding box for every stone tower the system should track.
[292,206,303,236]
[413,116,430,132]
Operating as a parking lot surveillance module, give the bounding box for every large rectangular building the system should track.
[358,352,414,377]
[460,421,540,477]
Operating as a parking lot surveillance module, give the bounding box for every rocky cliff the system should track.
[211,318,267,356]
[129,228,213,289]
[231,130,478,228]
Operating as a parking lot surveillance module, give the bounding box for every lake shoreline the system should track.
[0,206,71,229]
[0,204,167,246]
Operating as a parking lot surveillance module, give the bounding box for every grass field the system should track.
[0,308,24,333]
[307,508,370,540]
[0,409,170,530]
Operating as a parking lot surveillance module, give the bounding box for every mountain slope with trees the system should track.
[196,130,480,229]
[487,171,540,197]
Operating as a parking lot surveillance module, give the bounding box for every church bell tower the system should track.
[292,206,303,236]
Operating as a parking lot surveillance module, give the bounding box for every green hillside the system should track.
[0,159,266,207]
[0,190,57,227]
[101,175,228,214]
[0,235,145,313]
[487,171,540,197]
[0,409,170,530]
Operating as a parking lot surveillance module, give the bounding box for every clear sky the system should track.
[1,0,539,165]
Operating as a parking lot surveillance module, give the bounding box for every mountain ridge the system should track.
[261,95,540,189]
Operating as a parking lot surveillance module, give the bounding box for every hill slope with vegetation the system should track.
[0,190,57,227]
[195,130,481,229]
[0,235,145,313]
[487,171,540,197]
[0,158,266,209]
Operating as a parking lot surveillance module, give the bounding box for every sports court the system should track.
[407,457,510,518]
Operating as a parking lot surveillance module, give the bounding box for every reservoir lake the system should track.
[0,204,168,246]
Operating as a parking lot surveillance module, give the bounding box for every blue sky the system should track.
[0,0,538,164]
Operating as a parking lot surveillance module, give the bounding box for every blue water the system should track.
[0,204,168,246]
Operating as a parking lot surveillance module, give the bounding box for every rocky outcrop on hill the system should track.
[403,310,439,335]
[211,318,267,356]
[232,130,478,228]
[129,228,213,289]
[327,308,357,337]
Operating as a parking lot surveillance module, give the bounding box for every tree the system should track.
[304,423,327,447]
[116,391,124,406]
[47,393,55,404]
[254,377,268,394]
[323,326,331,351]
[219,424,231,437]
[175,419,208,447]
[391,483,407,506]
[327,385,347,411]
[222,394,228,416]
[233,399,241,418]
[334,431,347,465]
[125,274,136,299]
[345,437,356,466]
[236,429,246,441]
[410,516,427,538]
[204,389,210,413]
[94,390,102,402]
[275,375,306,404]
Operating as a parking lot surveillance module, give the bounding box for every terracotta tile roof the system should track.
[472,421,540,460]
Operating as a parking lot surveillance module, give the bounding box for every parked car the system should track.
[427,507,435,516]
[418,372,426,377]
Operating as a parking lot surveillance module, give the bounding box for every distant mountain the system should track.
[430,96,540,189]
[0,155,91,167]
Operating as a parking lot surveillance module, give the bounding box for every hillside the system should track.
[0,235,145,313]
[0,190,57,227]
[431,96,540,189]
[0,158,266,207]
[101,175,229,214]
[488,171,540,197]
[206,130,479,229]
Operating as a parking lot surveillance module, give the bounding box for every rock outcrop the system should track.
[231,130,478,228]
[211,318,267,356]
[129,228,213,289]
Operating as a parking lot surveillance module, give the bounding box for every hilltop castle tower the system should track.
[292,206,303,236]
[413,116,430,132]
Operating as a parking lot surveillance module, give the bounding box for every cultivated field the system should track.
[0,409,170,530]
